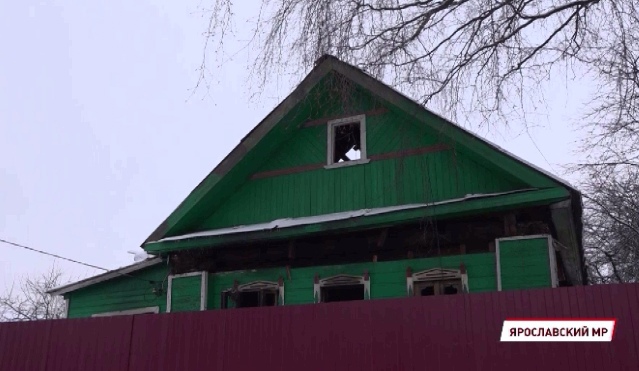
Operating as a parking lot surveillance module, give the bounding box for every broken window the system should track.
[414,280,462,297]
[321,284,365,303]
[333,123,361,163]
[231,289,278,308]
[406,267,468,296]
[313,273,371,303]
[326,115,367,166]
[221,280,284,309]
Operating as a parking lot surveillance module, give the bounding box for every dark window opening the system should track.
[415,280,462,297]
[420,286,435,296]
[321,284,365,303]
[223,289,278,309]
[442,283,459,295]
[333,123,361,163]
[236,291,260,308]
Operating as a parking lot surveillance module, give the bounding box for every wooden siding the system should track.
[66,241,555,318]
[198,104,527,230]
[65,263,168,318]
[169,275,202,312]
[150,67,568,242]
[499,237,552,290]
[207,253,497,309]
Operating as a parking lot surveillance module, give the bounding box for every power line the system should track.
[0,238,162,287]
[0,238,109,271]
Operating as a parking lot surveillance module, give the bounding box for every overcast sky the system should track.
[0,1,593,291]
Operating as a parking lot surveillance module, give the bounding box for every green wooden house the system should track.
[49,55,585,318]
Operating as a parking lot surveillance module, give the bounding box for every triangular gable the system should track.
[142,55,577,247]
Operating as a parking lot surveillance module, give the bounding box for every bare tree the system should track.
[582,168,639,284]
[0,265,67,321]
[200,1,639,280]
[199,0,639,162]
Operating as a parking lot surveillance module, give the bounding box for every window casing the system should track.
[222,280,284,309]
[313,273,371,303]
[166,271,208,313]
[325,115,369,168]
[406,267,468,297]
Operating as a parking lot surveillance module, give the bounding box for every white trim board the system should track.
[48,257,163,296]
[91,306,160,317]
[547,235,559,288]
[166,271,208,313]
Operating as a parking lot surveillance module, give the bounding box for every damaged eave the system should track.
[550,195,587,286]
[144,187,570,254]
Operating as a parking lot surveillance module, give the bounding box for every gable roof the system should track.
[142,55,580,247]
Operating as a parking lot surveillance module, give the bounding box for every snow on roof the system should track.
[155,189,535,243]
[48,257,163,296]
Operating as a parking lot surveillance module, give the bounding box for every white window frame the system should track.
[406,268,468,296]
[91,306,160,317]
[495,234,559,291]
[166,271,208,313]
[325,114,370,169]
[313,274,371,303]
[222,280,285,308]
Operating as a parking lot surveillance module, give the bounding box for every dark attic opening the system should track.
[333,122,361,163]
[321,284,365,303]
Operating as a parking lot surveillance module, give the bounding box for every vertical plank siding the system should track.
[1,284,638,371]
[208,253,497,310]
[65,263,169,318]
[499,237,553,290]
[198,101,527,231]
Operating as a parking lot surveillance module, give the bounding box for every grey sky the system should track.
[1,1,591,290]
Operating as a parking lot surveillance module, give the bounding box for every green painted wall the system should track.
[499,237,552,290]
[198,90,526,230]
[155,71,565,241]
[169,275,203,312]
[207,253,497,309]
[66,237,556,317]
[65,263,168,318]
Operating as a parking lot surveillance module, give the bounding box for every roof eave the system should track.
[47,257,164,296]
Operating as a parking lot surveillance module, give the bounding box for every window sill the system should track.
[324,159,370,169]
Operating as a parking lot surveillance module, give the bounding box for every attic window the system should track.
[326,115,369,168]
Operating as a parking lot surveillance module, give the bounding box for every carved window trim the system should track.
[313,272,371,303]
[222,278,285,309]
[406,266,469,296]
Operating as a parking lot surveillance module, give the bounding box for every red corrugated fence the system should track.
[1,283,638,370]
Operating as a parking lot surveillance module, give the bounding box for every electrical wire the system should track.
[0,238,109,271]
[0,238,161,286]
